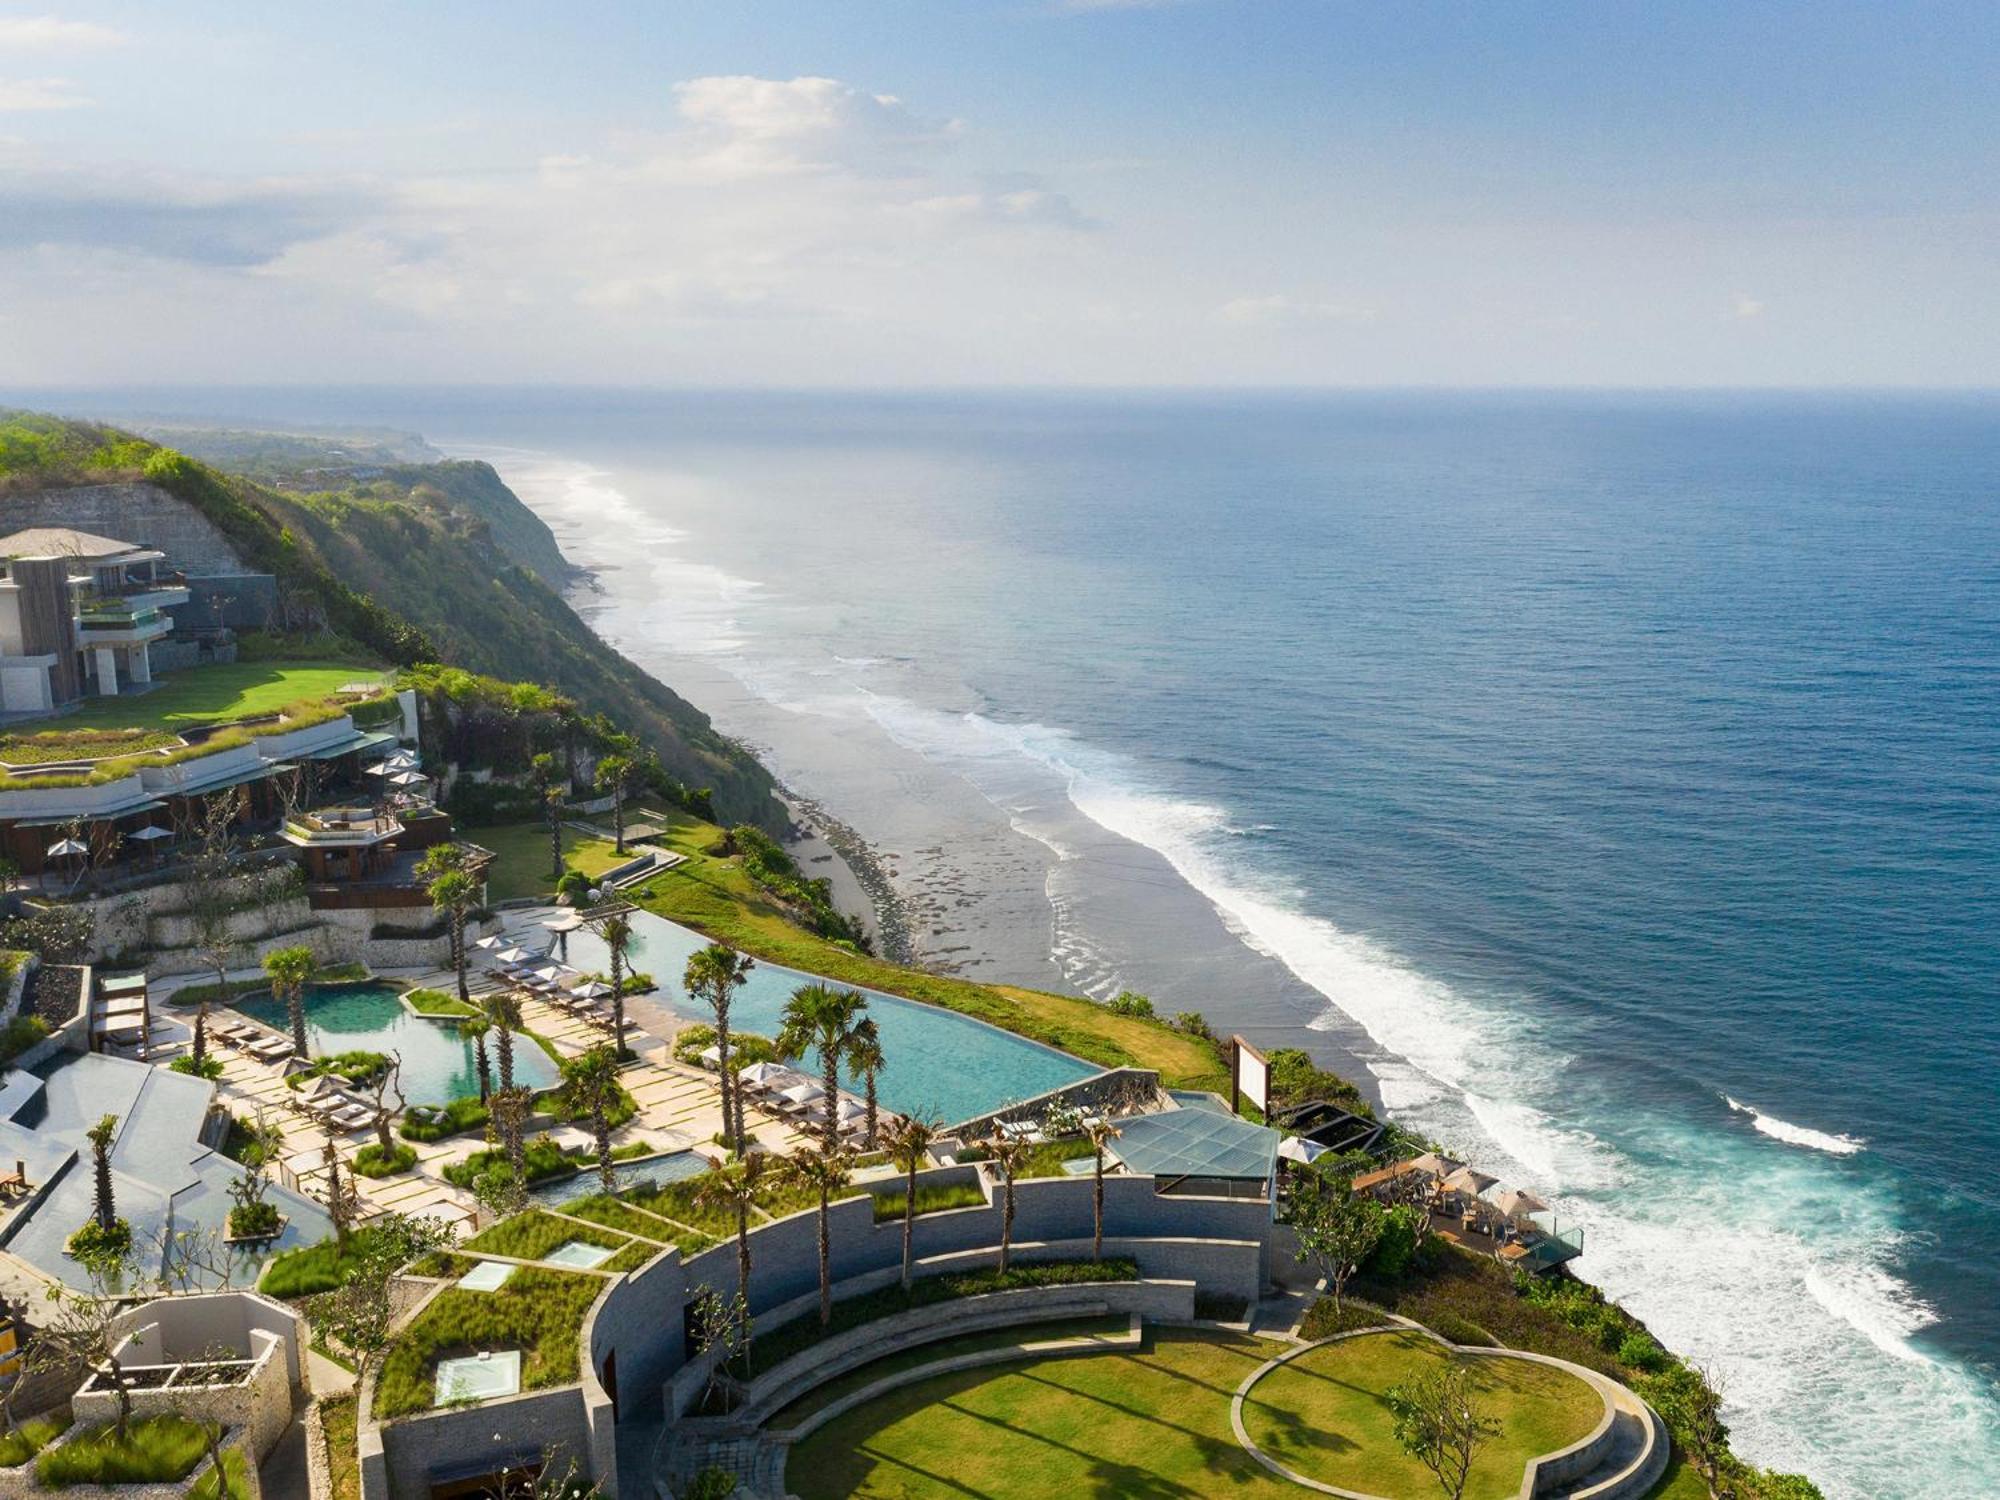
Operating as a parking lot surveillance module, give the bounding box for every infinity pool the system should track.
[233,982,560,1104]
[556,911,1095,1123]
[528,1150,709,1207]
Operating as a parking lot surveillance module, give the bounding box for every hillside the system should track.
[0,409,783,830]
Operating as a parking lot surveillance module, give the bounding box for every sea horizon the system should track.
[10,384,1998,1497]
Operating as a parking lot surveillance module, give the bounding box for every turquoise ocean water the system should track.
[34,387,2000,1495]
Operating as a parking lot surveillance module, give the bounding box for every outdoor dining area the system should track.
[1351,1150,1584,1274]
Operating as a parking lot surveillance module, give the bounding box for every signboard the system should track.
[1230,1036,1269,1116]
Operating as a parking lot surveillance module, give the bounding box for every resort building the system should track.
[0,527,192,710]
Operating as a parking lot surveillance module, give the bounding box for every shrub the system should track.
[682,1466,739,1500]
[1617,1330,1670,1373]
[871,1181,987,1222]
[67,1218,130,1262]
[187,1447,251,1500]
[170,1053,225,1080]
[672,1024,716,1064]
[35,1415,217,1486]
[259,1226,390,1299]
[555,869,594,905]
[353,1142,418,1179]
[1425,1310,1498,1347]
[1361,1203,1427,1281]
[443,1135,575,1189]
[227,1201,283,1240]
[0,1014,48,1066]
[1170,1011,1215,1042]
[287,1049,391,1091]
[1299,1296,1394,1340]
[1106,991,1154,1018]
[401,1095,488,1142]
[0,1414,69,1467]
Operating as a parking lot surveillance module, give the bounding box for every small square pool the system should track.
[456,1261,517,1292]
[435,1349,522,1405]
[543,1240,616,1270]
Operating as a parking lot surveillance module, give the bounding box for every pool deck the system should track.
[142,948,818,1243]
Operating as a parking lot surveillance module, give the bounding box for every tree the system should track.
[307,1213,455,1395]
[880,1114,939,1293]
[1086,1119,1123,1263]
[694,1155,767,1357]
[319,1140,359,1254]
[563,1046,623,1191]
[491,1085,533,1180]
[683,944,755,1154]
[487,988,522,1096]
[33,1250,141,1439]
[226,1113,284,1240]
[1289,1169,1384,1316]
[1,904,94,964]
[1650,1362,1730,1500]
[985,1132,1028,1274]
[417,844,479,1005]
[1386,1358,1499,1500]
[459,1014,493,1104]
[594,754,635,854]
[775,984,868,1155]
[85,1113,118,1232]
[849,1019,884,1151]
[183,791,245,1067]
[780,1147,853,1327]
[532,754,566,879]
[596,910,634,1058]
[363,1052,406,1155]
[263,945,315,1060]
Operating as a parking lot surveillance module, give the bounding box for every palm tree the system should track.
[781,1146,854,1327]
[683,944,755,1153]
[599,910,633,1059]
[532,753,565,879]
[850,1019,884,1151]
[459,1014,493,1104]
[1086,1119,1123,1263]
[85,1114,118,1232]
[263,945,315,1060]
[880,1114,940,1293]
[487,988,522,1096]
[417,845,477,1004]
[695,1155,768,1355]
[595,754,635,854]
[563,1046,623,1191]
[776,984,868,1155]
[987,1132,1029,1274]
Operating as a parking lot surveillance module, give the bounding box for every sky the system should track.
[0,0,1995,388]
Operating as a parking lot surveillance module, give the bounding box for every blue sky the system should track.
[2,1,1994,386]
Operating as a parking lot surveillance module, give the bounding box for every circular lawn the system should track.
[1238,1329,1606,1499]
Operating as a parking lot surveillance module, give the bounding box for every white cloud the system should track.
[669,75,955,179]
[0,76,88,110]
[1214,293,1374,327]
[1733,292,1766,319]
[0,16,127,52]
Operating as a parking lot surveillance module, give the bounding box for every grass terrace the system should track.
[623,1161,862,1241]
[51,661,389,733]
[0,1413,69,1467]
[34,1414,221,1488]
[460,1210,629,1263]
[373,1264,604,1419]
[871,1180,988,1222]
[479,820,631,903]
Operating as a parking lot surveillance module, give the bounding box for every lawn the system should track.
[787,1327,1302,1499]
[1240,1330,1604,1500]
[48,661,387,733]
[632,814,1233,1092]
[477,820,631,902]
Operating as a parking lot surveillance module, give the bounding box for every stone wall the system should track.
[0,1424,261,1500]
[0,485,249,576]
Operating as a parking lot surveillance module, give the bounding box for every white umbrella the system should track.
[778,1082,824,1106]
[738,1061,792,1086]
[543,912,584,933]
[389,770,427,787]
[1484,1186,1550,1219]
[129,825,173,842]
[1277,1136,1328,1165]
[362,761,393,777]
[494,947,531,965]
[472,935,504,951]
[532,965,568,983]
[834,1097,867,1122]
[45,838,87,858]
[699,1045,724,1067]
[572,981,612,1000]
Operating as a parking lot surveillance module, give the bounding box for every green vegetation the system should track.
[461,1210,626,1263]
[288,1049,392,1091]
[478,820,628,902]
[318,1394,359,1500]
[443,1135,575,1189]
[66,1217,130,1262]
[1299,1296,1395,1341]
[786,1327,1290,1499]
[400,1095,488,1142]
[34,1415,218,1487]
[0,727,181,766]
[746,1259,1139,1377]
[50,662,387,735]
[186,1448,251,1500]
[0,1014,49,1067]
[731,823,872,951]
[0,1414,69,1467]
[353,1142,418,1178]
[871,1181,988,1222]
[169,1052,225,1080]
[259,1225,393,1299]
[1241,1330,1602,1499]
[634,813,1235,1093]
[402,988,478,1019]
[372,1267,603,1419]
[559,1192,713,1255]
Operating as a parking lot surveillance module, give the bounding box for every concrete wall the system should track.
[361,1379,595,1500]
[0,1423,262,1500]
[0,485,249,577]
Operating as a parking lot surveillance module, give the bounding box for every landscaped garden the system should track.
[47,661,388,734]
[371,1265,604,1419]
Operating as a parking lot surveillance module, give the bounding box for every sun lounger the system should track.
[247,1037,294,1062]
[323,1104,374,1131]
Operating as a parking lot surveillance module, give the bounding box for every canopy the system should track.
[532,966,568,983]
[493,947,531,965]
[1485,1185,1550,1219]
[572,981,612,1000]
[128,825,173,842]
[472,935,504,951]
[738,1061,794,1086]
[834,1097,867,1122]
[1108,1105,1280,1183]
[1277,1136,1329,1165]
[1408,1151,1463,1180]
[389,770,428,786]
[44,838,87,857]
[778,1082,825,1105]
[1441,1166,1499,1197]
[699,1045,723,1066]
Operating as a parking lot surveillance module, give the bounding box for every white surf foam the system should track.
[1726,1095,1867,1156]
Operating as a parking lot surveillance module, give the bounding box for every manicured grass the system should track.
[35,1414,218,1486]
[563,1192,714,1254]
[787,1327,1300,1499]
[872,1181,988,1222]
[461,1209,627,1263]
[402,987,478,1019]
[259,1226,388,1299]
[319,1394,360,1500]
[53,661,387,733]
[621,1162,861,1240]
[372,1267,603,1419]
[401,1094,488,1142]
[1240,1329,1603,1500]
[0,1414,69,1467]
[478,820,630,903]
[769,1315,1132,1429]
[352,1142,418,1178]
[632,814,1233,1091]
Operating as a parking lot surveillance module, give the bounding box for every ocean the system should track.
[55,387,2000,1495]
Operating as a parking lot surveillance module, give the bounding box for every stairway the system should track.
[1543,1395,1670,1499]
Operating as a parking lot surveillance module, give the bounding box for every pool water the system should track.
[234,982,559,1104]
[557,910,1096,1122]
[528,1150,709,1206]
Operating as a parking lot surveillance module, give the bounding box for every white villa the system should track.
[0,527,192,712]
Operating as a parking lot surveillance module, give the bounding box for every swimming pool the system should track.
[233,982,560,1104]
[555,911,1096,1122]
[527,1150,709,1206]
